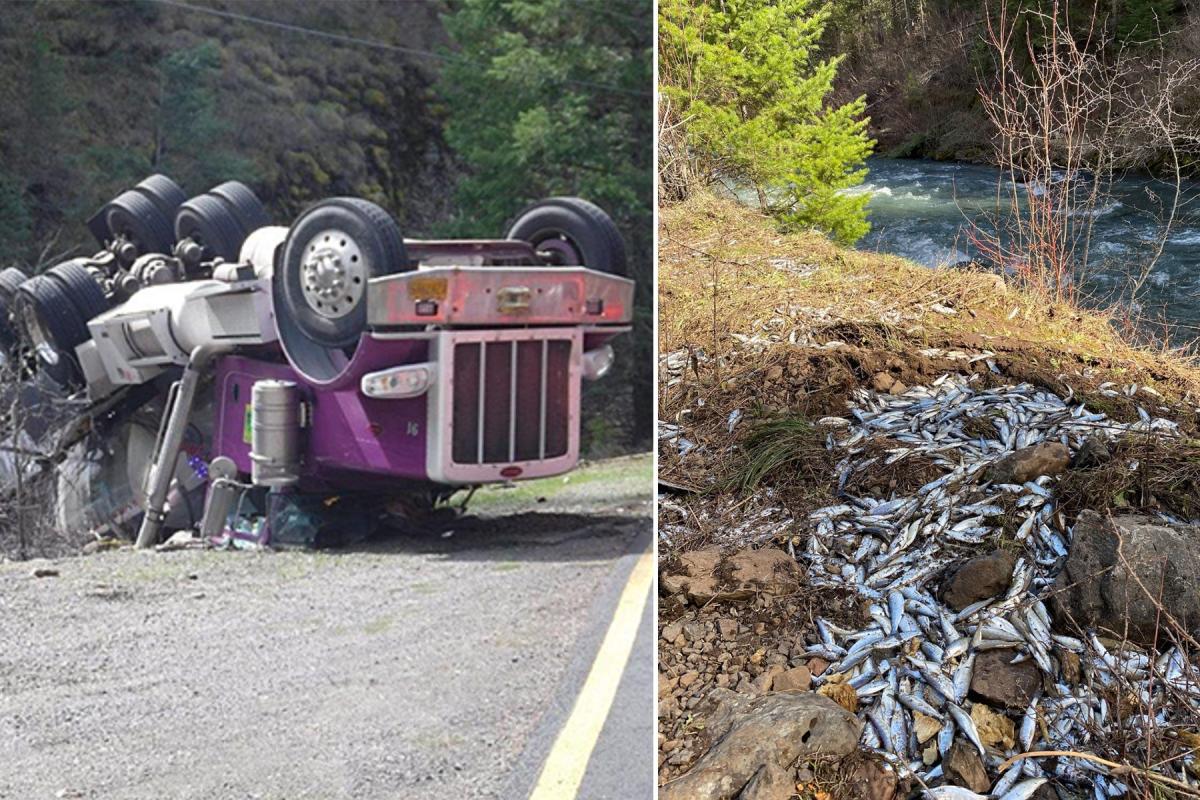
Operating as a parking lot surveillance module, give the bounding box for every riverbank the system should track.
[661,192,1200,471]
[657,191,1200,798]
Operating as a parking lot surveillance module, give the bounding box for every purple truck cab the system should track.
[214,263,633,492]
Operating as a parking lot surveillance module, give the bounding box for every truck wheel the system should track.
[275,197,410,351]
[175,193,246,262]
[0,267,28,302]
[134,174,187,223]
[102,189,177,256]
[506,197,627,275]
[15,275,89,387]
[46,261,110,323]
[0,268,28,355]
[56,390,215,541]
[209,181,271,233]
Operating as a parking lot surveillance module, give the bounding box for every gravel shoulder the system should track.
[0,453,651,800]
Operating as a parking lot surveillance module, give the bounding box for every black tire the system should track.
[209,181,271,233]
[506,197,627,275]
[175,193,246,262]
[104,189,176,256]
[0,267,28,303]
[134,174,187,223]
[0,268,28,353]
[0,297,19,355]
[15,275,88,386]
[46,261,109,323]
[275,197,410,350]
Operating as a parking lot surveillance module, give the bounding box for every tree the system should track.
[660,0,875,244]
[438,0,654,447]
[0,174,32,259]
[155,42,254,190]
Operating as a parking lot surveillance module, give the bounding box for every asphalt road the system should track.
[0,454,653,800]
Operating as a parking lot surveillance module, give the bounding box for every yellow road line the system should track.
[528,545,655,800]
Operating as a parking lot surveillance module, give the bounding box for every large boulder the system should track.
[660,689,862,800]
[739,763,793,800]
[985,442,1070,484]
[1052,511,1200,647]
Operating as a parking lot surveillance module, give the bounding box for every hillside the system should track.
[826,2,1200,168]
[657,192,1200,798]
[0,0,453,263]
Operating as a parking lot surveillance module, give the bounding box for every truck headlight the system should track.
[581,345,614,380]
[361,363,435,399]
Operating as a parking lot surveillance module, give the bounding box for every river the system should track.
[853,157,1200,331]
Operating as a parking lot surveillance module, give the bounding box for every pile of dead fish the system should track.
[798,374,1198,799]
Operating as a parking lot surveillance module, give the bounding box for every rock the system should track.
[944,740,990,793]
[970,648,1041,710]
[1052,511,1200,647]
[660,547,801,605]
[985,442,1070,484]
[30,567,59,578]
[738,763,792,800]
[660,549,724,603]
[1072,435,1112,469]
[659,689,862,800]
[872,372,896,393]
[942,549,1017,611]
[717,618,739,638]
[752,665,783,693]
[806,656,829,676]
[888,380,907,396]
[843,756,898,800]
[683,621,708,642]
[773,665,811,692]
[913,711,941,744]
[727,548,802,593]
[680,671,700,689]
[661,619,684,643]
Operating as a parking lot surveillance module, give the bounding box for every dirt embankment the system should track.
[657,193,1200,799]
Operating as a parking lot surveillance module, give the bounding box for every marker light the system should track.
[581,344,614,380]
[360,363,436,399]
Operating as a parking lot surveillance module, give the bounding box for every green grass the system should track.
[456,452,652,511]
[730,416,826,493]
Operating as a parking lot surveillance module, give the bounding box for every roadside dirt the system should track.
[0,454,651,800]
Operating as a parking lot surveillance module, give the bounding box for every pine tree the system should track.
[438,0,654,446]
[660,0,874,244]
[155,43,254,190]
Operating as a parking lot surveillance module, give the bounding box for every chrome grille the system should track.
[452,338,571,464]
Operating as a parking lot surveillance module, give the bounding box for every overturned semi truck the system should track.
[0,175,633,548]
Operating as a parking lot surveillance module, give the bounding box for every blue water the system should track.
[855,158,1200,331]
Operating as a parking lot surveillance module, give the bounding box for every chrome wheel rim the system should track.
[299,229,366,319]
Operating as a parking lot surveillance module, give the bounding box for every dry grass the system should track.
[660,192,1200,403]
[1058,436,1200,522]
